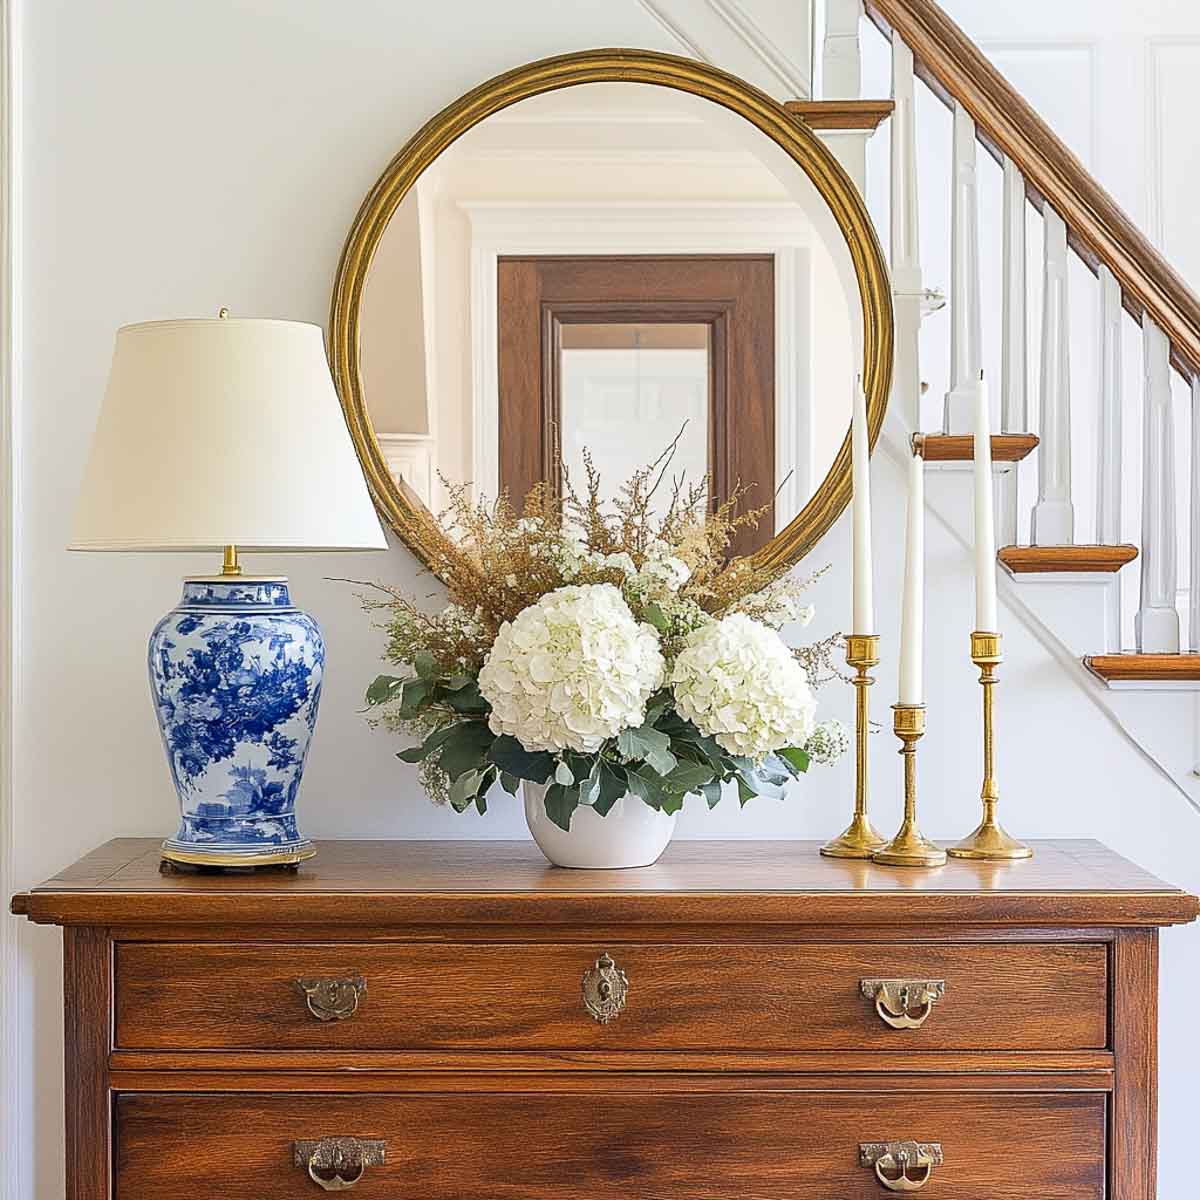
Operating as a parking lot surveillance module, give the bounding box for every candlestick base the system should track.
[873,704,946,869]
[946,632,1032,862]
[947,818,1032,861]
[872,820,947,868]
[821,634,887,860]
[821,811,889,859]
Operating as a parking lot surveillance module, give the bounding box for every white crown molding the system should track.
[0,2,21,1193]
[460,199,813,517]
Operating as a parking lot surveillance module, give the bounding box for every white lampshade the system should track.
[69,317,388,553]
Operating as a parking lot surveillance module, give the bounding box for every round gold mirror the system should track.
[331,49,892,576]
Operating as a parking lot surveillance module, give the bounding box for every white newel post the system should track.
[1031,207,1074,545]
[1136,319,1180,652]
[823,0,863,100]
[997,158,1027,547]
[1097,267,1123,545]
[943,101,982,433]
[890,37,922,432]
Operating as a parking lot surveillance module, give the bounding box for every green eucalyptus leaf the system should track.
[579,761,602,806]
[412,650,441,680]
[543,783,578,832]
[444,680,489,715]
[700,778,724,809]
[499,771,521,796]
[395,746,427,764]
[643,602,670,633]
[443,672,475,692]
[625,764,666,811]
[779,745,811,775]
[617,724,676,776]
[659,791,685,816]
[593,761,627,816]
[554,760,575,786]
[661,760,716,796]
[398,677,434,717]
[366,675,406,706]
[487,735,555,784]
[437,721,494,780]
[449,768,483,810]
[734,774,756,806]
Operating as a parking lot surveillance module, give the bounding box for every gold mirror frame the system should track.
[330,48,893,578]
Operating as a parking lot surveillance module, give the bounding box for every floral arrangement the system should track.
[359,450,846,831]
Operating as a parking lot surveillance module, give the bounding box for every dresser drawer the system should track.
[115,1090,1104,1198]
[114,941,1107,1052]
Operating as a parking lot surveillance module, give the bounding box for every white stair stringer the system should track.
[879,419,1200,812]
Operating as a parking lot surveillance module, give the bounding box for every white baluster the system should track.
[1031,207,1074,545]
[1097,267,1123,544]
[1136,319,1180,652]
[997,159,1027,547]
[943,101,982,433]
[1191,374,1200,650]
[823,0,863,100]
[890,37,922,432]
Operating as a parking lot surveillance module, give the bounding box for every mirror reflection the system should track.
[358,81,862,558]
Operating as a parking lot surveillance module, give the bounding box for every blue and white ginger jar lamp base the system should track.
[149,577,323,867]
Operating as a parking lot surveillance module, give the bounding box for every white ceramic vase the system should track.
[523,781,678,869]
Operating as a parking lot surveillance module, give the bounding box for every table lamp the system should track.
[69,313,387,868]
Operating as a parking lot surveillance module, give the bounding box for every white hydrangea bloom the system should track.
[671,613,816,759]
[479,584,665,753]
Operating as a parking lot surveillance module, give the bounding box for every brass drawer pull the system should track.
[582,952,628,1024]
[860,978,945,1030]
[860,1141,943,1192]
[294,1136,385,1191]
[294,975,366,1022]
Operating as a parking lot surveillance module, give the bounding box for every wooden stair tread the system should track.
[999,545,1139,573]
[920,434,1039,462]
[1085,654,1200,682]
[784,100,894,131]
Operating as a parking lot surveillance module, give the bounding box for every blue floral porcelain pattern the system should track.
[149,578,323,862]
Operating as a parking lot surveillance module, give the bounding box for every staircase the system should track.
[796,0,1200,799]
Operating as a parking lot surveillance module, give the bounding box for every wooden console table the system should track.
[12,838,1197,1198]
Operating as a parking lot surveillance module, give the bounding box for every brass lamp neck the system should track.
[221,544,242,576]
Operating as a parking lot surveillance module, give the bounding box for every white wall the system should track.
[7,1,1200,1197]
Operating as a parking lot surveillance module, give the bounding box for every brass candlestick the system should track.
[873,704,946,868]
[821,634,888,858]
[948,631,1031,860]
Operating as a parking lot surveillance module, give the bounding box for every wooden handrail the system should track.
[865,0,1200,382]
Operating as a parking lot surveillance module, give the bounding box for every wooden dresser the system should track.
[12,838,1197,1198]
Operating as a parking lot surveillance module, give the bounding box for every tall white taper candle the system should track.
[973,372,999,631]
[851,376,874,634]
[898,441,925,705]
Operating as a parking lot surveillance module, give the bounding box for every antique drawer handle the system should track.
[293,975,366,1022]
[582,952,628,1024]
[860,1141,943,1192]
[294,1137,385,1191]
[860,978,945,1030]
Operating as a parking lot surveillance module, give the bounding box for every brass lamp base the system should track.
[873,704,947,869]
[821,634,888,859]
